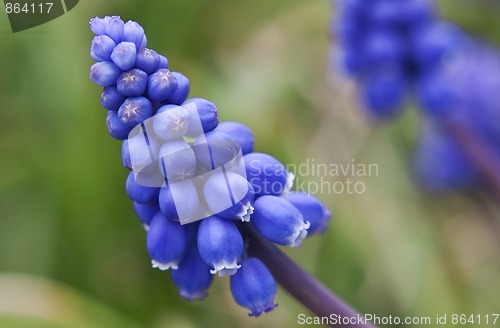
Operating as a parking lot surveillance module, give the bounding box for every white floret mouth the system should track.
[289,220,310,248]
[151,260,179,271]
[210,261,241,277]
[284,172,295,194]
[237,202,254,222]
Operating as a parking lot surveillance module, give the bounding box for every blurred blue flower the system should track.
[334,0,500,193]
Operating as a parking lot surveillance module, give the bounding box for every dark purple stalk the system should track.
[240,224,377,328]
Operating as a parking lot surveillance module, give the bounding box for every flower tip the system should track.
[248,303,278,317]
[152,260,178,271]
[89,16,107,36]
[290,221,310,248]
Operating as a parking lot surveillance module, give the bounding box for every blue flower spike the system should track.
[333,0,446,118]
[230,258,278,317]
[334,0,500,193]
[89,16,331,316]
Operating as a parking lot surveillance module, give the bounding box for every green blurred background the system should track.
[0,0,499,327]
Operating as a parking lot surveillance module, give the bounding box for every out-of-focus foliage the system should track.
[0,0,498,327]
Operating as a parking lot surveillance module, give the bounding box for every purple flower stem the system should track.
[240,224,377,328]
[447,119,500,201]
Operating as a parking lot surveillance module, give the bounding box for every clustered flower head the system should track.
[89,16,331,316]
[333,0,500,192]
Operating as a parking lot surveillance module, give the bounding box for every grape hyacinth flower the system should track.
[171,243,214,301]
[147,212,188,270]
[153,105,190,141]
[89,15,334,317]
[90,35,116,61]
[118,96,152,127]
[184,98,219,137]
[135,48,160,74]
[197,216,244,276]
[111,42,137,71]
[125,171,159,204]
[230,258,278,317]
[333,0,500,196]
[106,110,131,139]
[285,191,332,235]
[252,196,310,247]
[116,69,148,97]
[90,61,121,87]
[147,69,178,102]
[101,85,125,111]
